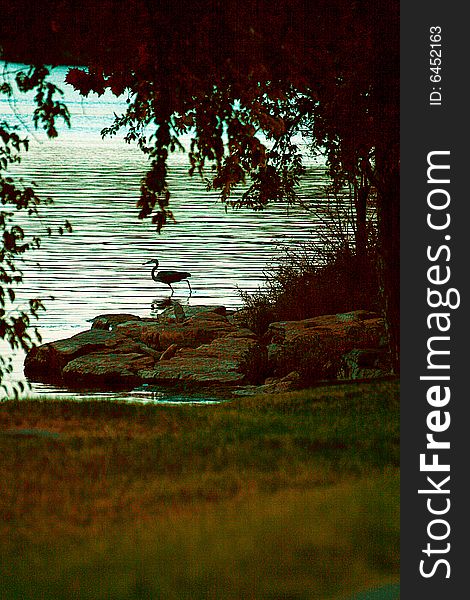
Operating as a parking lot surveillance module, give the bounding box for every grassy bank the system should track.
[0,381,399,599]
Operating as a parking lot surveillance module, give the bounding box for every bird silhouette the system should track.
[144,259,192,297]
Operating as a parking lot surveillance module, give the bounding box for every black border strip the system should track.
[401,3,467,596]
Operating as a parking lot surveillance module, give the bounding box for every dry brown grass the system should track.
[0,381,399,599]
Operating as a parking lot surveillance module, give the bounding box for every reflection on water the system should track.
[11,139,329,321]
[1,64,336,401]
[22,383,224,406]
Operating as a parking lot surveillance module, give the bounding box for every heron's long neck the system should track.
[151,266,159,281]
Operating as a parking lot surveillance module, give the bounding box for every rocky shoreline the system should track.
[24,304,390,394]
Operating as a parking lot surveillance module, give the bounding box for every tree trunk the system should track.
[376,165,400,373]
[354,180,369,267]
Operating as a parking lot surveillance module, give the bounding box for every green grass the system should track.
[0,380,399,599]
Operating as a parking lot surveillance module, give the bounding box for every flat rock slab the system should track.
[266,310,386,381]
[140,358,246,385]
[140,336,267,387]
[62,352,156,388]
[24,329,116,381]
[267,310,384,346]
[158,304,228,323]
[90,313,142,330]
[24,329,160,383]
[116,313,235,351]
[340,349,389,379]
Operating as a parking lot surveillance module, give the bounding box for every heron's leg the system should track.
[168,283,175,297]
[186,280,192,297]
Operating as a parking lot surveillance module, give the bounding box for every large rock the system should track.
[24,329,116,381]
[139,335,267,387]
[266,311,385,382]
[158,304,228,324]
[339,348,389,380]
[90,313,142,330]
[62,352,155,388]
[267,310,383,345]
[233,371,302,396]
[116,311,235,351]
[24,328,161,383]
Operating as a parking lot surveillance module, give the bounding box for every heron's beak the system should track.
[143,260,153,265]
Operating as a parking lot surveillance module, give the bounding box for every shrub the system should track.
[239,237,380,336]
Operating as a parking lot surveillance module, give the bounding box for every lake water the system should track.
[0,64,336,402]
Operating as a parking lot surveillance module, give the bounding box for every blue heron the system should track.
[144,259,192,297]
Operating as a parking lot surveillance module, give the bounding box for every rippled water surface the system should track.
[1,64,336,401]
